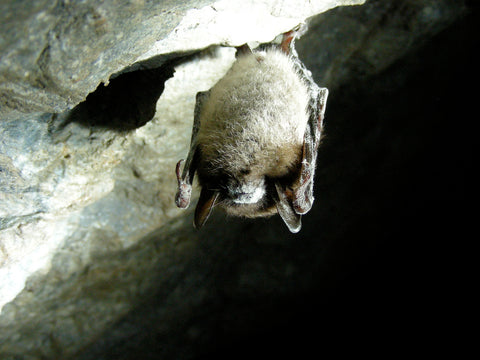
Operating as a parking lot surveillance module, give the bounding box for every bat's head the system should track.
[194,142,303,228]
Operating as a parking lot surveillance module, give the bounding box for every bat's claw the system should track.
[280,24,308,54]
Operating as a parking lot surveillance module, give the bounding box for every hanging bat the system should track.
[175,27,328,233]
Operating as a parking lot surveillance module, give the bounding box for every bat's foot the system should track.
[235,44,253,58]
[280,31,295,54]
[281,23,308,54]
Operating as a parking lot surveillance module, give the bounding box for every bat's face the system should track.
[219,173,267,205]
[196,146,302,218]
[199,169,272,215]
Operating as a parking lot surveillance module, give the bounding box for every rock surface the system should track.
[0,0,475,359]
[0,0,365,312]
[0,0,362,116]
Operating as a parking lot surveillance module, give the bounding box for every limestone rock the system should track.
[0,0,365,314]
[296,0,467,88]
[0,0,364,117]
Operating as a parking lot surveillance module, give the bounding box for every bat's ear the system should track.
[194,188,219,229]
[274,183,302,233]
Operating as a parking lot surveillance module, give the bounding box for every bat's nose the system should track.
[230,184,265,204]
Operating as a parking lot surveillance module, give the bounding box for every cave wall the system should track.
[1,0,363,313]
[0,0,475,359]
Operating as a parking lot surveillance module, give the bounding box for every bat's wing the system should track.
[275,183,302,233]
[175,90,210,209]
[274,87,328,233]
[274,28,329,232]
[293,87,328,215]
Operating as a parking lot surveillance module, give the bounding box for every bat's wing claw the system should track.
[175,184,192,209]
[175,159,192,209]
[274,183,302,233]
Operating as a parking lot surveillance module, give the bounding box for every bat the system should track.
[175,27,328,233]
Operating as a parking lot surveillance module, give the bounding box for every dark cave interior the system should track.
[192,7,476,358]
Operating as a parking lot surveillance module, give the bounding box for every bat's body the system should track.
[175,28,328,233]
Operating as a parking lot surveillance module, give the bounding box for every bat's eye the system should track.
[239,169,251,175]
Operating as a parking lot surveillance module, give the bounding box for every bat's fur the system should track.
[195,49,310,217]
[175,28,328,232]
[197,49,310,176]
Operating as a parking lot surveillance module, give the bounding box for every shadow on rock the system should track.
[63,60,176,132]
